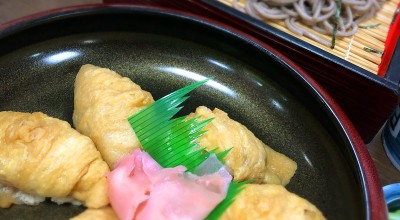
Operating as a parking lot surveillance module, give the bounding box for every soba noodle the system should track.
[232,0,385,48]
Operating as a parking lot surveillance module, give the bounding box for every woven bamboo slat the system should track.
[218,0,400,75]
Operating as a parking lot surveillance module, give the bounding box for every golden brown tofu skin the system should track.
[0,111,109,208]
[187,106,297,185]
[73,64,154,168]
[0,186,17,208]
[71,207,118,220]
[220,184,326,220]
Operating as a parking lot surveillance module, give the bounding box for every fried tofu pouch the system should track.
[220,184,326,220]
[73,64,154,168]
[0,111,109,208]
[187,106,297,185]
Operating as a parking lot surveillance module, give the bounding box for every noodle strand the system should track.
[233,0,385,48]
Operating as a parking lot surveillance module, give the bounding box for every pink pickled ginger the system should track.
[106,149,232,220]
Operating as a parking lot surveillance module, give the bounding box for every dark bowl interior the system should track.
[0,6,366,219]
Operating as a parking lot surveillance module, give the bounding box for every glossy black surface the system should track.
[0,7,365,219]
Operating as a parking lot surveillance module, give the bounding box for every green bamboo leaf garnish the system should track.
[359,23,381,29]
[128,78,247,218]
[128,79,227,170]
[206,180,249,220]
[331,0,342,49]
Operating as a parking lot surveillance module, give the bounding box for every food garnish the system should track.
[359,23,381,30]
[107,149,232,220]
[331,0,342,49]
[363,47,384,55]
[107,79,247,220]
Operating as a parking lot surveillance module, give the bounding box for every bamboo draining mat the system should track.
[218,0,400,75]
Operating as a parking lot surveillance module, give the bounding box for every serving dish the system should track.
[0,4,386,219]
[199,0,400,142]
[112,0,399,143]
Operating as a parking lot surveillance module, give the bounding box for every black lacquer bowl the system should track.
[0,5,386,220]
